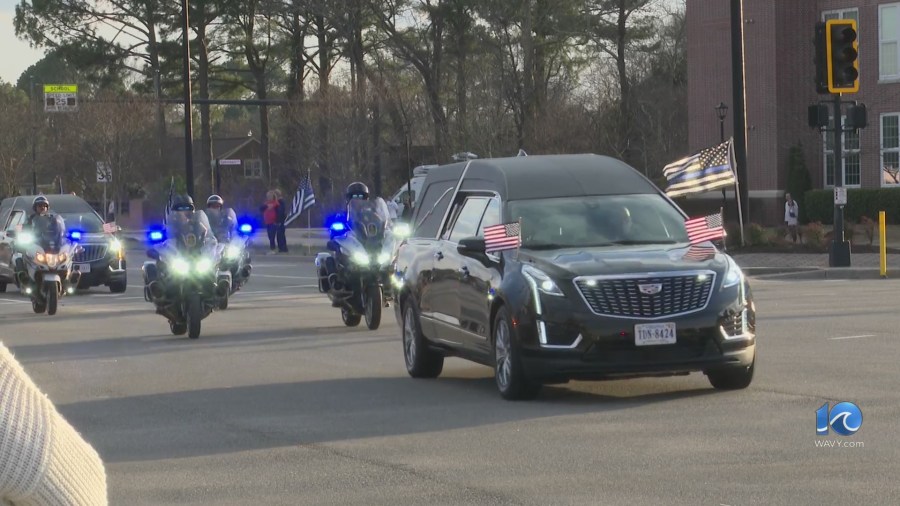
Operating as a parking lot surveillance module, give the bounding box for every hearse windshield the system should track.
[507,194,690,249]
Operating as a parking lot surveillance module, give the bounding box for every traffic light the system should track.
[814,22,829,94]
[826,19,859,94]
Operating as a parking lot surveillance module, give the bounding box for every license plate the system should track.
[634,322,676,346]
[75,263,91,273]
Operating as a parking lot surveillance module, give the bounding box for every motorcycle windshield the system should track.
[30,214,67,253]
[347,198,390,247]
[204,207,237,242]
[165,210,217,254]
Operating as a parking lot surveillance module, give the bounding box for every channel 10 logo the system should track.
[816,401,862,436]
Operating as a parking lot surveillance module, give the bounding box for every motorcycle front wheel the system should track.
[341,306,361,327]
[186,293,202,339]
[46,288,58,316]
[364,285,383,330]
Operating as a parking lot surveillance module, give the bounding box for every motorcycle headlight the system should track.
[723,255,743,288]
[36,252,46,263]
[377,252,390,265]
[352,251,370,265]
[393,223,411,238]
[522,265,564,297]
[195,258,214,273]
[58,253,67,263]
[225,244,242,260]
[108,238,123,254]
[171,257,191,276]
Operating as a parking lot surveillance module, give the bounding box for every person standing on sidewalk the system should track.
[784,192,800,243]
[274,189,289,253]
[0,342,108,505]
[260,191,279,253]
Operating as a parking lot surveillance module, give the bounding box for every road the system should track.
[0,250,898,505]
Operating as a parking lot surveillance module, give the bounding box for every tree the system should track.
[786,143,812,223]
[0,82,31,197]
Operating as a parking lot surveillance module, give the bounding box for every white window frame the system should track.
[882,113,900,186]
[880,3,900,81]
[822,8,858,22]
[244,159,263,179]
[823,115,862,188]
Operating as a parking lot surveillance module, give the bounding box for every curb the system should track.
[742,267,820,276]
[750,268,888,280]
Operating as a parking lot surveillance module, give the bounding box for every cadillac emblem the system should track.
[638,283,662,295]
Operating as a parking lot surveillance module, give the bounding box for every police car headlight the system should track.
[171,257,191,276]
[225,244,242,259]
[723,255,743,288]
[195,258,214,273]
[377,252,390,265]
[393,223,411,238]
[352,252,370,265]
[108,238,123,254]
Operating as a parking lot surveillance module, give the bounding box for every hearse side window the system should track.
[413,181,455,238]
[5,211,24,231]
[447,197,490,243]
[475,198,501,237]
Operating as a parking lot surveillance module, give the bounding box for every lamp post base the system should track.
[829,240,851,267]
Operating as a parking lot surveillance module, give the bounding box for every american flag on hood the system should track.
[681,243,717,261]
[484,222,521,253]
[685,212,725,245]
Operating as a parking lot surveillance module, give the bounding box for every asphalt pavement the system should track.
[0,250,898,505]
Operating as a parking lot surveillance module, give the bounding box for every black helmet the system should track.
[32,195,50,212]
[206,194,224,208]
[346,182,369,201]
[171,194,195,212]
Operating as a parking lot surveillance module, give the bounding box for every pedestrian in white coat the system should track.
[785,193,800,243]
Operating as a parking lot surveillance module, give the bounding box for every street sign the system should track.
[218,159,242,165]
[44,84,78,112]
[96,162,112,183]
[834,187,847,205]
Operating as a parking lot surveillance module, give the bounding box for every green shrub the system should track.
[803,222,826,249]
[746,223,770,246]
[804,188,900,224]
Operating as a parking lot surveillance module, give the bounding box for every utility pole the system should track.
[181,0,195,198]
[730,0,749,225]
[30,77,37,194]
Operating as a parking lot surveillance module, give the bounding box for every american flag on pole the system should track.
[685,212,725,245]
[484,222,521,253]
[285,174,316,226]
[663,139,736,198]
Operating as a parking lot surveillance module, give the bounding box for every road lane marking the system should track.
[248,274,317,280]
[282,284,319,289]
[0,298,29,304]
[828,334,876,340]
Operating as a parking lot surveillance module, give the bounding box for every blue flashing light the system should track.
[330,221,346,232]
[239,223,253,235]
[147,228,166,244]
[68,230,83,241]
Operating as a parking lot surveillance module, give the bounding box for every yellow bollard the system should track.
[880,211,887,278]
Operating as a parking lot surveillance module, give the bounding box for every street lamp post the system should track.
[715,102,729,208]
[181,0,195,198]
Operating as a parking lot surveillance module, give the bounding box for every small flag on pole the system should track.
[285,174,316,226]
[663,139,736,198]
[163,177,175,226]
[685,212,725,245]
[102,222,117,234]
[484,222,521,253]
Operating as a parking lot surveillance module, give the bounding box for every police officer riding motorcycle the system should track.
[142,195,230,338]
[13,196,82,315]
[203,194,252,309]
[316,182,398,330]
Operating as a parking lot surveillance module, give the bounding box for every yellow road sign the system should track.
[43,84,78,93]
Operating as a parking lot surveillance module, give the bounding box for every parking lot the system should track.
[1,251,898,505]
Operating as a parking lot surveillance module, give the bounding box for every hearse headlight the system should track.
[522,265,564,297]
[723,255,743,288]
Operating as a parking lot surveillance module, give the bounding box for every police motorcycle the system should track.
[203,195,253,310]
[142,196,231,339]
[316,184,398,330]
[13,213,82,315]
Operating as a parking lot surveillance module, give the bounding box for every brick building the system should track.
[687,0,900,225]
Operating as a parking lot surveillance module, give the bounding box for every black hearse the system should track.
[391,154,756,400]
[0,195,127,293]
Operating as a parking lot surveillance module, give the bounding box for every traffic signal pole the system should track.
[830,94,851,267]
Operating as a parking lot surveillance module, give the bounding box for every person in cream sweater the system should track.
[0,343,107,505]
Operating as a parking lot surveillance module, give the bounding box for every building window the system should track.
[823,8,858,22]
[824,116,861,187]
[881,4,900,80]
[883,114,900,185]
[244,159,263,179]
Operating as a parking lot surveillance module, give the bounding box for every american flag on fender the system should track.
[285,174,316,226]
[484,222,521,253]
[685,212,725,245]
[682,243,718,261]
[102,222,117,234]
